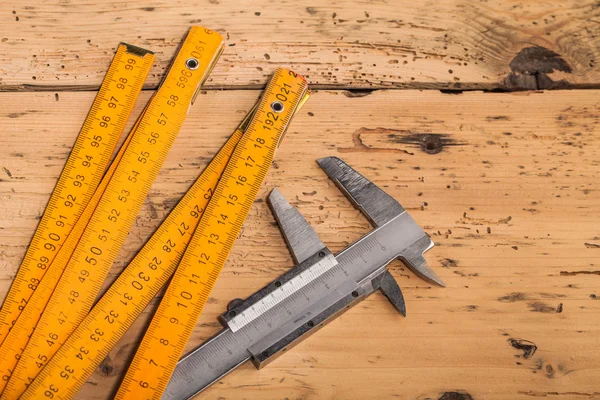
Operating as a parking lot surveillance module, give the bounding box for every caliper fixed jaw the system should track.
[317,156,445,288]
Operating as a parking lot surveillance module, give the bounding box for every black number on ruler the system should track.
[44,384,59,398]
[125,58,136,70]
[148,257,161,271]
[76,346,89,360]
[121,292,133,306]
[162,239,175,253]
[178,222,190,236]
[104,310,119,324]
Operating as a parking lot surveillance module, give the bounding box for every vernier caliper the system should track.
[163,156,445,399]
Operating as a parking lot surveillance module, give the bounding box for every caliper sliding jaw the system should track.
[163,157,444,400]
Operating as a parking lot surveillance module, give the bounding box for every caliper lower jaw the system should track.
[317,156,444,288]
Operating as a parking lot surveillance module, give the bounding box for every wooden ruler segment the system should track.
[116,68,309,400]
[18,115,251,400]
[0,43,154,347]
[0,127,134,393]
[1,27,224,400]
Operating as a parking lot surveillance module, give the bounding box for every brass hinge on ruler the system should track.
[0,26,224,400]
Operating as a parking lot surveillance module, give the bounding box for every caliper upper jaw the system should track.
[317,156,445,288]
[316,156,405,228]
[268,187,328,264]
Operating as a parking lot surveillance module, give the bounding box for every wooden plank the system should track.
[1,0,599,91]
[0,89,599,399]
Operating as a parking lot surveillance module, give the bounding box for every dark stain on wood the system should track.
[486,116,509,121]
[147,202,159,219]
[439,89,464,95]
[532,359,563,379]
[560,270,600,276]
[498,292,527,302]
[388,133,464,154]
[98,355,114,376]
[162,198,179,211]
[527,301,558,313]
[440,258,458,268]
[508,338,537,359]
[343,89,375,98]
[504,46,572,90]
[438,391,474,400]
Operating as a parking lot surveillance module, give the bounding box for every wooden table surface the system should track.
[1,1,599,399]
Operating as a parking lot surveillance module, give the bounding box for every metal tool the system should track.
[163,156,445,399]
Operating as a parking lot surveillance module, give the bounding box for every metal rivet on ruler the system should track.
[271,101,284,113]
[185,58,199,70]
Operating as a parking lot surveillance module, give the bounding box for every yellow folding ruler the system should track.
[0,26,224,400]
[116,68,309,400]
[20,68,309,400]
[0,43,153,347]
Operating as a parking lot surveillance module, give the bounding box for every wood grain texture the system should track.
[0,89,599,399]
[0,0,599,91]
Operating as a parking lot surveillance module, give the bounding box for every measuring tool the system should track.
[19,73,308,397]
[162,157,445,399]
[115,68,309,400]
[2,27,224,400]
[0,43,153,348]
[16,118,245,400]
[0,124,134,392]
[19,69,309,399]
